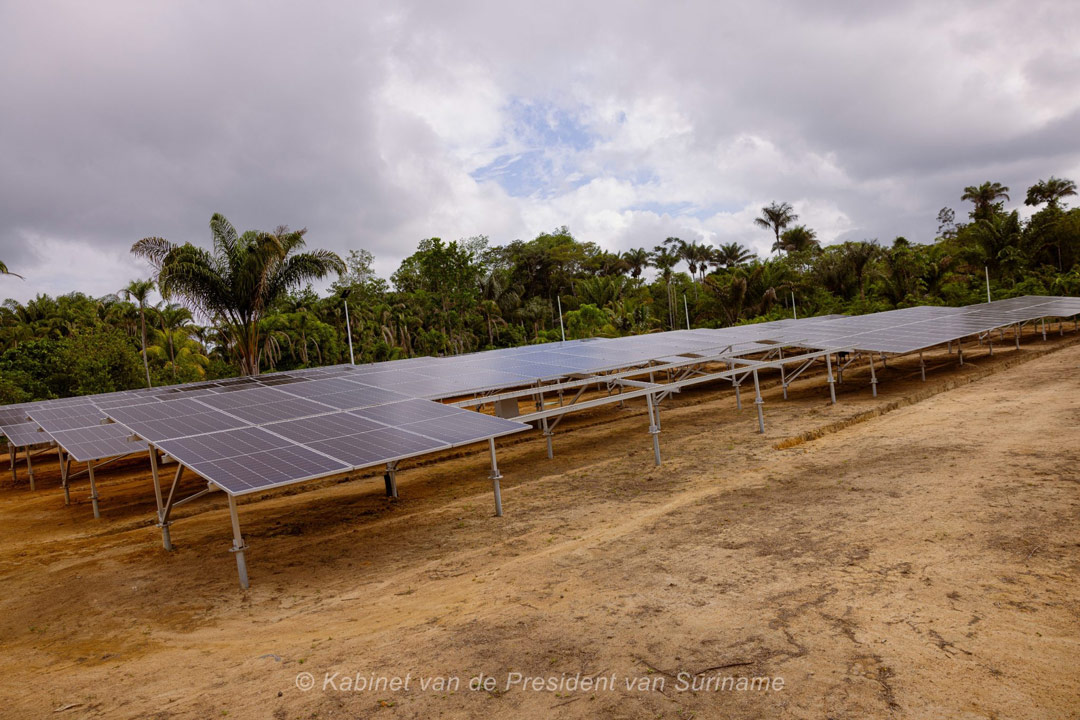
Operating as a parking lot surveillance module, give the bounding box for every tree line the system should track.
[1,176,1078,403]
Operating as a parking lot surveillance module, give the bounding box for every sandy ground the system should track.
[0,327,1078,719]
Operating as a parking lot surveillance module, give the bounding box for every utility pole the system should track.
[792,291,798,320]
[556,294,566,341]
[344,298,355,365]
[985,266,992,303]
[684,294,691,329]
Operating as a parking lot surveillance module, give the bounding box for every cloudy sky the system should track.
[2,0,1078,303]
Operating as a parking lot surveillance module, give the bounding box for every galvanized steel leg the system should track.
[1042,318,1047,340]
[958,342,964,366]
[384,462,398,498]
[228,494,249,589]
[645,393,662,466]
[488,438,503,517]
[86,462,100,519]
[9,445,15,482]
[149,448,172,550]
[752,370,765,433]
[825,354,836,404]
[1015,323,1021,349]
[733,380,742,410]
[919,351,926,381]
[779,347,788,399]
[25,448,34,491]
[869,354,878,397]
[541,416,553,459]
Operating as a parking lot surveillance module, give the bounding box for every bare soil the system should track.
[0,327,1078,719]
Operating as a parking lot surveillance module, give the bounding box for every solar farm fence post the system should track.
[645,393,662,466]
[825,354,836,404]
[228,495,249,590]
[752,369,765,434]
[86,462,100,519]
[488,438,503,517]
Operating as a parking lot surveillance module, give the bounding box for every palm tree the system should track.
[123,279,156,387]
[650,245,680,329]
[754,202,799,256]
[712,242,755,270]
[131,213,344,375]
[622,248,650,279]
[961,181,1010,221]
[841,241,882,302]
[157,303,194,380]
[778,225,819,254]
[1025,176,1077,210]
[0,261,23,279]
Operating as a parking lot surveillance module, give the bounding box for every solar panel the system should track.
[157,427,350,495]
[403,411,529,446]
[0,406,31,425]
[49,423,142,462]
[105,399,250,442]
[352,398,470,426]
[304,425,449,467]
[221,397,335,424]
[28,410,109,433]
[264,412,386,444]
[1,422,51,447]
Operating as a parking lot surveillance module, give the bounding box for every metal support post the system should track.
[228,495,249,590]
[1015,323,1021,349]
[25,446,35,491]
[947,340,952,354]
[488,438,503,517]
[1042,318,1047,341]
[541,415,553,459]
[9,445,15,482]
[384,462,398,498]
[779,347,788,400]
[733,379,742,410]
[149,448,173,550]
[869,354,878,397]
[86,461,100,519]
[645,393,662,466]
[752,370,765,434]
[958,342,964,366]
[919,351,926,381]
[825,353,836,404]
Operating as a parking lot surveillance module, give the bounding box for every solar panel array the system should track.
[1,296,1077,496]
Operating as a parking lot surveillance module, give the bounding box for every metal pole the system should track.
[779,347,788,400]
[1015,323,1020,349]
[488,438,503,517]
[733,379,742,410]
[25,448,35,492]
[344,300,355,365]
[228,495,249,590]
[684,294,691,330]
[384,463,398,498]
[752,369,765,434]
[919,351,926,381]
[86,462,100,519]
[869,354,878,397]
[825,353,836,404]
[149,449,172,550]
[791,291,797,320]
[556,295,566,342]
[9,445,15,482]
[985,266,991,303]
[645,393,662,466]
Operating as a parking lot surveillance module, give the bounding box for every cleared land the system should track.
[0,331,1078,719]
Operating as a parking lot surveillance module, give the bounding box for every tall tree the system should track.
[622,248,651,279]
[0,261,23,279]
[961,181,1010,221]
[778,225,819,254]
[131,213,344,375]
[1025,176,1077,210]
[123,279,156,387]
[754,202,799,256]
[712,242,755,269]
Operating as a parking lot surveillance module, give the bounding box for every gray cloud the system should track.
[1,0,1078,301]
